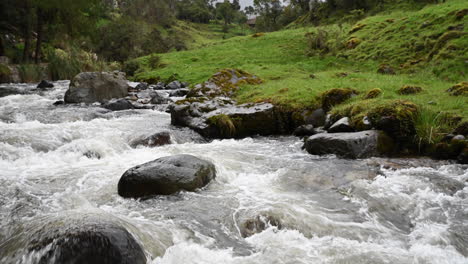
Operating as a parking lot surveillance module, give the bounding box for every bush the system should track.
[18,64,43,83]
[148,54,161,69]
[305,26,347,56]
[123,60,140,77]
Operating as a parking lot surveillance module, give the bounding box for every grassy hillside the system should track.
[133,0,467,122]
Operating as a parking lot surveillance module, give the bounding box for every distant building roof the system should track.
[246,17,257,25]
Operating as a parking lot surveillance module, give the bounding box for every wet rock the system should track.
[442,133,455,142]
[293,124,316,137]
[305,108,326,127]
[118,154,216,197]
[0,212,147,264]
[169,88,189,97]
[169,69,296,139]
[130,132,172,148]
[452,135,466,141]
[37,80,54,89]
[453,121,468,136]
[171,98,293,139]
[150,91,171,104]
[53,100,65,106]
[240,215,282,238]
[377,64,396,75]
[304,130,395,159]
[102,99,134,111]
[328,117,354,133]
[166,81,182,90]
[64,71,130,104]
[458,148,468,164]
[135,82,148,90]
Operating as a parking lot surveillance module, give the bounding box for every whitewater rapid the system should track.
[0,82,467,264]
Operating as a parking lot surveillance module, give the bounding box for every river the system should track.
[0,81,467,263]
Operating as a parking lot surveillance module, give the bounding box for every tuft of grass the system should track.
[208,114,236,137]
[413,107,458,151]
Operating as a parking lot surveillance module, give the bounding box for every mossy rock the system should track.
[349,24,366,34]
[455,9,468,20]
[453,121,468,136]
[368,100,419,140]
[320,88,358,111]
[428,31,465,60]
[364,88,382,99]
[446,81,468,96]
[398,85,423,95]
[377,64,395,75]
[0,64,12,83]
[332,100,419,142]
[207,114,237,138]
[345,38,361,49]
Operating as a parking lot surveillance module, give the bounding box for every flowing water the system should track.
[0,82,467,264]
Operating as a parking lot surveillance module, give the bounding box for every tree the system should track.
[253,0,283,31]
[216,0,236,27]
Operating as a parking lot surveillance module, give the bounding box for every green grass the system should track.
[134,0,467,124]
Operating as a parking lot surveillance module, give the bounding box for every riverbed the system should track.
[0,82,467,263]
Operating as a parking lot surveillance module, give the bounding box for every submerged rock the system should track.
[37,80,54,89]
[304,130,395,159]
[135,82,148,90]
[130,132,172,148]
[0,212,146,264]
[102,99,135,111]
[64,71,129,104]
[118,154,216,198]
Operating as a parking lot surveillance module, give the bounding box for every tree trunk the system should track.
[22,0,33,63]
[34,8,43,64]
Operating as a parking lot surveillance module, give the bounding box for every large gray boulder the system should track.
[304,130,395,159]
[64,72,129,103]
[0,211,147,264]
[118,154,216,198]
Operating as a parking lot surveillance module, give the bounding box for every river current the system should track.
[0,81,467,263]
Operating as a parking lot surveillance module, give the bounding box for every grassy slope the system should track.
[135,0,467,119]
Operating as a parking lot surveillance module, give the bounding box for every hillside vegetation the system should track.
[132,0,467,146]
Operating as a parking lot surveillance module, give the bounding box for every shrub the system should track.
[123,60,140,77]
[18,64,43,82]
[148,54,162,69]
[305,26,347,56]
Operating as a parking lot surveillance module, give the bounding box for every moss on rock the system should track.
[377,64,396,75]
[320,88,359,111]
[345,38,361,49]
[398,85,423,95]
[364,88,382,99]
[446,81,468,96]
[207,114,237,137]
